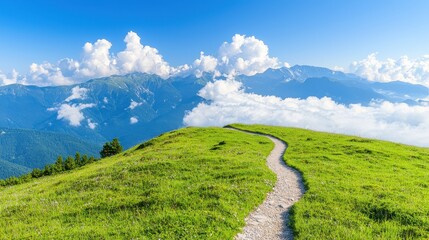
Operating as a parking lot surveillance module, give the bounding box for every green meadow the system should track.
[231,124,429,239]
[0,127,275,239]
[1,125,429,239]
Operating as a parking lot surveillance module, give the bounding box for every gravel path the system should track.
[233,130,306,240]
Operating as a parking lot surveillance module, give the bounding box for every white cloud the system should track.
[184,79,429,147]
[50,103,96,126]
[78,39,118,78]
[27,62,75,86]
[350,53,429,86]
[127,99,143,110]
[217,34,280,76]
[192,52,219,77]
[186,34,282,78]
[117,31,172,78]
[11,31,173,86]
[87,119,97,129]
[103,97,108,103]
[48,87,95,127]
[1,32,285,86]
[130,116,138,124]
[65,86,89,102]
[0,69,19,85]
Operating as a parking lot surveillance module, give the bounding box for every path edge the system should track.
[224,125,306,239]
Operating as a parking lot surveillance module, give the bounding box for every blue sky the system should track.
[1,0,429,73]
[1,0,429,146]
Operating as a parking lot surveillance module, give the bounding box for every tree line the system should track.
[0,138,123,187]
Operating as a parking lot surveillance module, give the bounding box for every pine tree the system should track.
[43,164,54,176]
[100,138,123,158]
[31,168,43,178]
[64,156,76,170]
[75,152,81,166]
[111,138,123,153]
[100,142,113,158]
[54,156,64,173]
[81,155,89,165]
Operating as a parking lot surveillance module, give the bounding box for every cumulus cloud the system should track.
[50,103,96,126]
[78,39,118,78]
[27,62,75,86]
[27,39,117,84]
[0,69,19,85]
[186,34,282,78]
[350,53,429,86]
[217,34,280,76]
[184,79,429,147]
[117,32,172,78]
[127,99,143,110]
[0,32,285,86]
[130,116,138,124]
[65,86,89,102]
[192,52,219,77]
[9,31,173,86]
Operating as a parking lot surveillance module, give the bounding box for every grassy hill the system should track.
[1,125,429,239]
[0,127,275,239]
[0,128,100,179]
[231,124,429,239]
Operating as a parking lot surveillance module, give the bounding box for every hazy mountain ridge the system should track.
[237,65,429,104]
[0,66,427,178]
[1,66,427,145]
[0,73,209,148]
[0,128,99,179]
[0,159,31,179]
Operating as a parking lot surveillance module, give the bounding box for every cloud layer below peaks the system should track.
[350,53,429,87]
[183,79,429,147]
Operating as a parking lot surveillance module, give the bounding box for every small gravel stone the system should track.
[233,131,306,240]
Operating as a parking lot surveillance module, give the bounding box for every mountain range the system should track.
[1,65,428,178]
[238,66,428,104]
[0,128,99,178]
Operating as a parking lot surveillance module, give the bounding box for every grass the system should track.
[0,127,276,239]
[3,124,429,239]
[230,124,429,239]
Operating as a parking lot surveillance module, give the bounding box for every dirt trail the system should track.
[231,129,305,240]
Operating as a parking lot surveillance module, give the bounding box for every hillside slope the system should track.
[231,124,429,239]
[0,128,100,179]
[2,125,429,239]
[0,127,275,239]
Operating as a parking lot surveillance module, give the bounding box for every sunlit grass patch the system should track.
[0,127,275,239]
[231,124,429,239]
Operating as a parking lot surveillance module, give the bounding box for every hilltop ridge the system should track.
[1,125,429,239]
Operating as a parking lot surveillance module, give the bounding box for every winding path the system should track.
[231,129,305,240]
